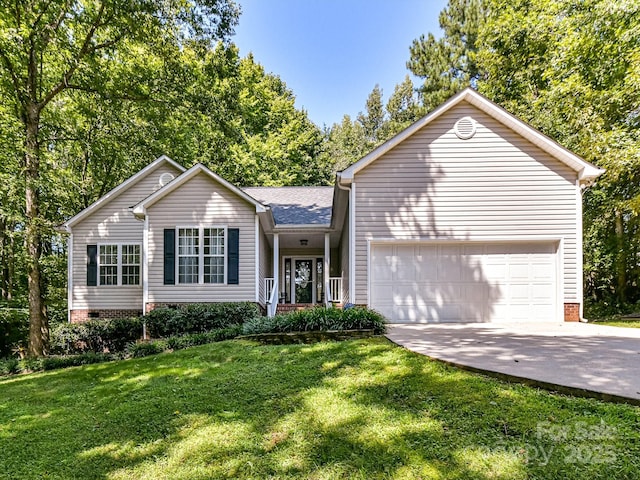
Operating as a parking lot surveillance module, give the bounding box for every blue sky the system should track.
[232,0,447,128]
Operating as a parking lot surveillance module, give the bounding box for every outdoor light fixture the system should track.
[300,239,308,246]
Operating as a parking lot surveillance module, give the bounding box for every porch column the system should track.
[324,233,330,306]
[273,233,279,302]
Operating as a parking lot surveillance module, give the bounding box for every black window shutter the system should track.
[227,228,239,284]
[164,229,175,285]
[87,244,98,286]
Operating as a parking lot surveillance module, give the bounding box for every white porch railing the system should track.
[264,278,274,304]
[265,278,278,317]
[328,277,342,304]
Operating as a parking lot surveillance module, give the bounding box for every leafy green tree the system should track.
[407,0,485,111]
[357,84,386,145]
[386,75,423,134]
[478,0,640,308]
[324,115,369,173]
[0,0,239,356]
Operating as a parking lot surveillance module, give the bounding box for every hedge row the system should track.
[0,303,388,376]
[242,306,387,335]
[51,317,143,355]
[145,302,261,338]
[0,325,247,374]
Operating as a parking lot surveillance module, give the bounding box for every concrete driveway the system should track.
[386,322,640,404]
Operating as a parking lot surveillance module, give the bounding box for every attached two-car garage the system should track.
[370,242,559,323]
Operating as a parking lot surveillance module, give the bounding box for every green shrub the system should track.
[126,340,167,358]
[0,308,29,358]
[40,353,115,371]
[50,317,143,355]
[0,357,20,375]
[145,302,260,338]
[242,306,387,335]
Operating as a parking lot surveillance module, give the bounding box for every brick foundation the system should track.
[70,309,143,323]
[564,303,581,322]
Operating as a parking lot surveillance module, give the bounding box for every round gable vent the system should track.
[158,172,175,187]
[454,116,476,140]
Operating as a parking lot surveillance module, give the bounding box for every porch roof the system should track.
[243,186,333,225]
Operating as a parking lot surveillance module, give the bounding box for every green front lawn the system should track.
[1,338,638,479]
[589,317,640,328]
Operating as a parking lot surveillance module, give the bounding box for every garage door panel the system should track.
[371,242,558,323]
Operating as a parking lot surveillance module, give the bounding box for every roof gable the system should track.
[63,155,186,230]
[339,88,604,184]
[132,163,267,217]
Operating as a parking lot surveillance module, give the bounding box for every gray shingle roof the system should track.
[243,186,333,225]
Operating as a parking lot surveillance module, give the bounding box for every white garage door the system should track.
[370,242,558,323]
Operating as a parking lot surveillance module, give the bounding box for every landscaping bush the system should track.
[0,357,20,375]
[126,340,167,358]
[40,353,116,371]
[50,317,143,355]
[165,325,244,350]
[0,308,29,358]
[242,306,387,335]
[145,302,260,338]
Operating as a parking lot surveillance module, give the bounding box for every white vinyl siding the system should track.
[354,101,579,307]
[147,172,256,303]
[71,163,182,309]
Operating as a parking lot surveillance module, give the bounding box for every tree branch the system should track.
[40,1,108,108]
[0,49,25,105]
[65,83,151,102]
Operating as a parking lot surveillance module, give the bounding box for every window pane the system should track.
[178,229,199,284]
[203,228,225,284]
[122,245,140,285]
[99,245,118,285]
[204,256,224,284]
[178,228,199,255]
[178,257,199,283]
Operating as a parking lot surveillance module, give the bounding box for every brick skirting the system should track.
[70,309,143,323]
[564,303,581,322]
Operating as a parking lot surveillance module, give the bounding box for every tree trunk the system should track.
[0,216,6,301]
[615,211,627,304]
[24,103,49,357]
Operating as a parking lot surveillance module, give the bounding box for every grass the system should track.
[0,338,639,479]
[589,317,640,328]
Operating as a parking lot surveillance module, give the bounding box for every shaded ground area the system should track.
[0,338,638,479]
[387,323,640,403]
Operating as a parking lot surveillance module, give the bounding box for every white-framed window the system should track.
[178,228,199,284]
[177,226,226,284]
[122,245,141,285]
[98,243,141,286]
[204,228,225,284]
[99,245,118,286]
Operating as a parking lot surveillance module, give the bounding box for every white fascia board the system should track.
[340,88,604,183]
[273,224,332,233]
[64,155,186,229]
[464,91,604,180]
[133,163,268,217]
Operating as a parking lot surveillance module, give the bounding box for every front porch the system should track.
[262,231,344,317]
